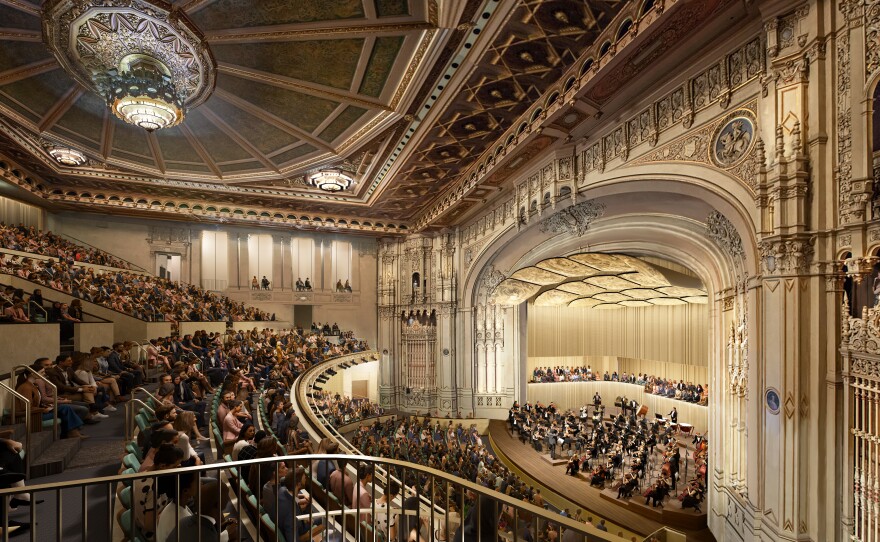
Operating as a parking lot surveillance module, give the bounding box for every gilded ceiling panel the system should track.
[535,257,595,277]
[648,298,688,306]
[217,74,341,133]
[568,298,602,309]
[683,296,709,304]
[657,286,707,298]
[534,289,581,307]
[156,126,204,164]
[319,106,369,143]
[375,0,409,18]
[212,40,365,90]
[585,275,640,290]
[208,101,295,156]
[567,253,630,273]
[0,70,72,123]
[592,292,632,303]
[509,267,566,286]
[557,282,605,296]
[0,40,52,73]
[179,109,254,163]
[359,36,406,98]
[619,289,663,300]
[491,279,542,306]
[190,0,366,31]
[620,300,654,308]
[54,93,106,146]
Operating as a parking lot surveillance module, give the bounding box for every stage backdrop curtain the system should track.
[527,304,708,367]
[0,195,43,229]
[528,381,708,434]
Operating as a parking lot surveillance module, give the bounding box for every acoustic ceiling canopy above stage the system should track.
[491,253,708,308]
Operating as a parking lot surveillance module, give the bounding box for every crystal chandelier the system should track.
[308,169,355,192]
[103,55,184,132]
[47,145,87,166]
[42,0,215,133]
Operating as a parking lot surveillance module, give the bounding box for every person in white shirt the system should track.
[156,471,198,542]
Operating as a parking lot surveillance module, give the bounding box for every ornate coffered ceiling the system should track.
[492,252,708,308]
[0,0,744,232]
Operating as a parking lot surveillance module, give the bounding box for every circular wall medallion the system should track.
[765,387,781,415]
[711,111,756,168]
[442,348,450,356]
[382,349,389,355]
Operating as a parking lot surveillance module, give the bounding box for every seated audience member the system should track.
[3,301,28,323]
[139,428,180,472]
[279,468,324,542]
[45,354,106,417]
[30,357,96,424]
[155,470,198,542]
[133,443,184,541]
[73,352,122,408]
[15,368,88,439]
[172,410,206,465]
[171,371,206,430]
[166,478,238,542]
[222,400,245,441]
[231,422,256,460]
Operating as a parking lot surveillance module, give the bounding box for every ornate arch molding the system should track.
[462,170,761,308]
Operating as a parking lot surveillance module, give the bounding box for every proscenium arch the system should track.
[463,168,761,308]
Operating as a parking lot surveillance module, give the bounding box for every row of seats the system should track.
[117,395,159,542]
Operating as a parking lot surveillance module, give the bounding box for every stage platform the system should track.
[487,420,715,542]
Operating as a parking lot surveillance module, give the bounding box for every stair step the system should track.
[28,431,54,459]
[0,423,28,441]
[29,437,81,479]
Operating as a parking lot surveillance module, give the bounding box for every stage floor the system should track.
[487,420,715,542]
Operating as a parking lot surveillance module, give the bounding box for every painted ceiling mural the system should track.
[0,0,739,229]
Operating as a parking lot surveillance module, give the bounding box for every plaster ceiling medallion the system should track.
[42,0,216,131]
[307,169,356,193]
[47,145,87,166]
[491,252,710,308]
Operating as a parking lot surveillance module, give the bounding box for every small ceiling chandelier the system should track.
[47,145,87,166]
[308,169,355,192]
[42,0,216,132]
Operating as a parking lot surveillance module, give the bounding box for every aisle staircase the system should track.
[0,422,81,479]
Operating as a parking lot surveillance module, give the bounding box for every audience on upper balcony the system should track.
[0,223,131,269]
[0,255,272,322]
[531,366,708,405]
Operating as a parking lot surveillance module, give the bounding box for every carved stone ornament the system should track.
[711,114,756,168]
[758,237,815,274]
[538,200,606,237]
[480,265,506,297]
[842,303,880,358]
[707,211,746,260]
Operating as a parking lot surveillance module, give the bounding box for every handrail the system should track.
[13,366,58,441]
[123,398,154,441]
[130,386,161,406]
[0,453,627,541]
[292,351,450,516]
[56,232,150,274]
[0,382,30,480]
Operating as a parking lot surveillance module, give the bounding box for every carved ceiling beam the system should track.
[0,0,38,16]
[179,124,223,179]
[0,28,40,41]
[350,37,377,93]
[178,0,215,14]
[0,59,57,86]
[99,109,114,159]
[199,105,281,174]
[146,132,166,174]
[217,63,392,112]
[213,88,335,154]
[205,20,434,43]
[37,85,83,133]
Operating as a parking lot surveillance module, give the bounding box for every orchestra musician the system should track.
[617,471,639,499]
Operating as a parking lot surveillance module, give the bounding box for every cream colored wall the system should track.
[73,322,114,352]
[527,304,708,367]
[0,195,43,229]
[0,324,60,371]
[44,212,379,345]
[46,213,154,271]
[321,361,379,403]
